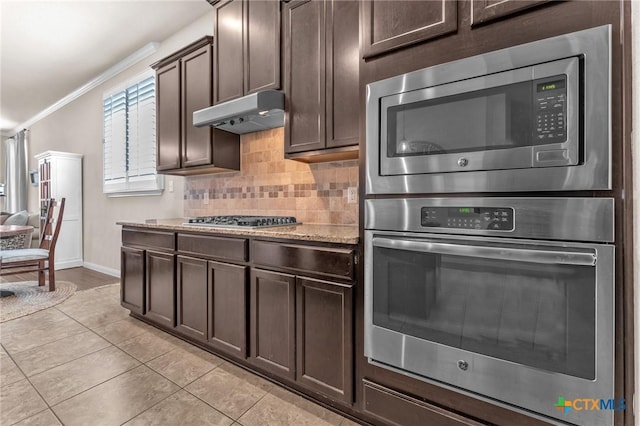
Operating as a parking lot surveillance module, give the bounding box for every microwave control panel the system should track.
[534,76,567,144]
[421,207,514,231]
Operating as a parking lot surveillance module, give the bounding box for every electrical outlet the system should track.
[347,187,357,204]
[203,192,209,205]
[168,180,174,193]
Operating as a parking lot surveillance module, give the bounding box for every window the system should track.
[103,70,163,196]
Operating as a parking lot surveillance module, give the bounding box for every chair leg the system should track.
[48,260,55,292]
[38,261,45,286]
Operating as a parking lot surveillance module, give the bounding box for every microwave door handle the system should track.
[372,237,596,266]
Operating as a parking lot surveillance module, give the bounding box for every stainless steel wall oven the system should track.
[364,198,615,426]
[365,25,611,195]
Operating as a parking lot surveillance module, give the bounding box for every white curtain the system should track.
[5,129,28,212]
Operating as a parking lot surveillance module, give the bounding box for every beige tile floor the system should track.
[0,284,361,426]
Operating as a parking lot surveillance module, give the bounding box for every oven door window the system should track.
[372,242,595,380]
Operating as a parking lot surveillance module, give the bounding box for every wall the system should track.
[26,11,215,275]
[633,0,639,417]
[0,136,7,211]
[184,128,358,225]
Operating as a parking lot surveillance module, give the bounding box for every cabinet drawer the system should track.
[122,228,175,251]
[177,233,248,262]
[252,240,354,280]
[363,380,485,426]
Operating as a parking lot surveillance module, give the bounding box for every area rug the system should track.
[0,281,77,322]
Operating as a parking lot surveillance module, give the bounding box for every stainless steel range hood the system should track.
[193,90,284,135]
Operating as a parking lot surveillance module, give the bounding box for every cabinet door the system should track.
[176,256,208,341]
[208,261,248,358]
[250,268,296,379]
[145,250,175,328]
[244,0,281,94]
[156,61,181,170]
[181,45,213,168]
[296,277,353,403]
[284,0,326,154]
[471,0,550,26]
[326,0,359,149]
[121,247,145,315]
[361,0,458,59]
[214,0,244,104]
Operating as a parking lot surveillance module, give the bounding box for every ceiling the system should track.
[0,0,212,136]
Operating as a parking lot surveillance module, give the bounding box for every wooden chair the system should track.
[0,198,66,291]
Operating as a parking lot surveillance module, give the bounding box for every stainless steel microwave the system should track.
[365,25,611,195]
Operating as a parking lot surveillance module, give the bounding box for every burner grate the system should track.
[184,215,300,229]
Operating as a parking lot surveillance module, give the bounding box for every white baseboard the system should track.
[83,262,120,278]
[55,260,84,271]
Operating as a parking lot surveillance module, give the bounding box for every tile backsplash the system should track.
[184,128,359,225]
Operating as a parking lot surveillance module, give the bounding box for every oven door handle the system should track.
[373,237,597,266]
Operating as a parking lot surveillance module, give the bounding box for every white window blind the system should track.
[103,71,163,196]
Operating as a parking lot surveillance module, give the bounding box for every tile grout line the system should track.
[1,279,126,425]
[234,390,269,423]
[0,308,89,356]
[143,349,219,389]
[115,387,183,426]
[47,362,145,411]
[8,329,115,372]
[84,320,149,346]
[181,362,241,424]
[7,408,53,426]
[55,303,131,331]
[2,344,59,425]
[118,357,230,425]
[20,314,143,410]
[25,343,137,385]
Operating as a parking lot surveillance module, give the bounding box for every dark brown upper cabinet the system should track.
[284,0,359,162]
[156,61,181,171]
[181,45,215,169]
[471,0,551,26]
[213,0,281,105]
[152,36,240,175]
[361,0,458,59]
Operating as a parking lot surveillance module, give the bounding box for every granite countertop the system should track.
[117,218,359,245]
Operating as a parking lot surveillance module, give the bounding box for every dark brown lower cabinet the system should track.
[121,247,145,315]
[208,261,248,357]
[145,250,176,328]
[176,256,208,341]
[362,380,486,426]
[250,268,296,379]
[121,229,358,416]
[296,277,353,403]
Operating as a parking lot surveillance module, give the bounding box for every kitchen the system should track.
[0,1,638,426]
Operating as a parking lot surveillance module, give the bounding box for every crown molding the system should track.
[10,41,160,135]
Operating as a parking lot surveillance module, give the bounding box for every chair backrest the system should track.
[39,198,65,251]
[39,199,55,248]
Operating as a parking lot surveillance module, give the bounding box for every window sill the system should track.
[105,189,164,198]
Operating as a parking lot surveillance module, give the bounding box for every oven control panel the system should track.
[421,207,514,231]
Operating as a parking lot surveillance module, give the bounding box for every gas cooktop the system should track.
[184,215,300,229]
